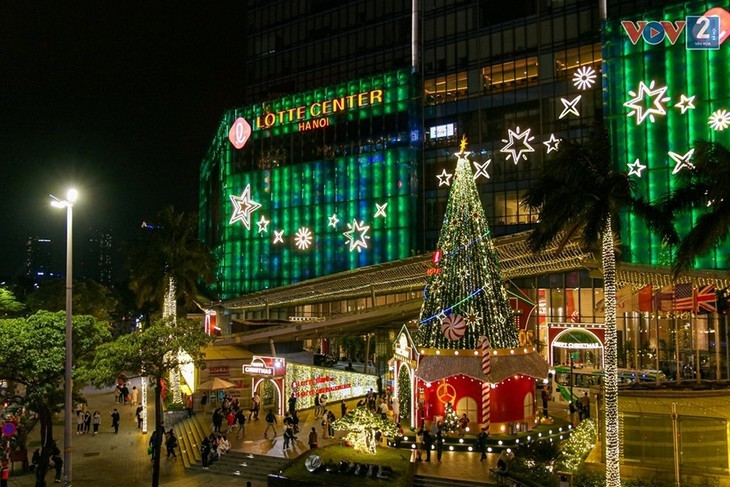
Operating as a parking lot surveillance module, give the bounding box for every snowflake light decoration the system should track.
[627,159,646,178]
[328,213,339,228]
[572,66,597,90]
[374,202,388,218]
[559,95,582,119]
[500,126,535,163]
[436,169,453,186]
[273,230,284,244]
[709,109,730,131]
[624,80,671,125]
[542,134,561,153]
[669,149,695,175]
[229,184,262,230]
[343,219,370,253]
[674,94,696,114]
[472,159,491,180]
[464,308,482,329]
[294,227,313,250]
[256,215,270,234]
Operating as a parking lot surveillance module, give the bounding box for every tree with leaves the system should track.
[0,311,111,487]
[521,124,670,487]
[0,287,24,317]
[83,317,213,487]
[25,278,118,320]
[660,140,730,277]
[332,406,399,455]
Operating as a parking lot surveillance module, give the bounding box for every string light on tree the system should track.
[472,159,491,180]
[673,94,696,114]
[627,159,647,178]
[708,109,730,131]
[572,66,597,90]
[375,202,388,218]
[256,215,270,234]
[669,148,695,174]
[542,134,561,153]
[328,213,339,228]
[623,80,670,125]
[343,219,371,252]
[294,227,313,250]
[332,406,398,455]
[437,169,454,186]
[229,184,262,230]
[559,95,582,119]
[500,127,536,164]
[442,402,460,434]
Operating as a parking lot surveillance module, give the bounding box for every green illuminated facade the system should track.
[604,1,730,269]
[200,70,419,298]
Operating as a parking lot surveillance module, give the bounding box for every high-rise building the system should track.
[25,236,54,280]
[81,229,113,284]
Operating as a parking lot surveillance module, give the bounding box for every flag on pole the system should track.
[565,289,581,322]
[672,283,694,311]
[616,285,636,312]
[638,285,653,312]
[696,284,717,314]
[655,285,673,312]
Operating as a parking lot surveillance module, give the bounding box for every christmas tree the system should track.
[417,137,519,350]
[333,406,399,455]
[442,402,459,435]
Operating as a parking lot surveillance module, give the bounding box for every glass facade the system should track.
[200,70,420,297]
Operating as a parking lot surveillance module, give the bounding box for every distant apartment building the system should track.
[25,236,54,279]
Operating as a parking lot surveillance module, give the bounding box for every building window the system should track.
[554,43,602,80]
[424,71,468,105]
[482,56,538,92]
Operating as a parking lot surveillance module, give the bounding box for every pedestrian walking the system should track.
[249,392,260,421]
[226,410,235,433]
[121,383,130,405]
[416,427,424,461]
[186,394,194,417]
[76,409,84,434]
[340,400,347,418]
[136,405,144,429]
[288,392,297,416]
[92,411,101,434]
[392,397,400,424]
[423,429,433,462]
[436,425,444,462]
[83,410,92,434]
[212,407,223,433]
[314,393,321,418]
[327,410,335,438]
[149,429,161,463]
[200,436,211,470]
[476,427,489,461]
[283,424,295,450]
[131,386,139,405]
[264,409,277,438]
[308,427,318,449]
[235,408,247,439]
[110,408,120,434]
[165,429,178,458]
[580,392,591,419]
[321,410,330,439]
[201,392,208,413]
[50,453,63,483]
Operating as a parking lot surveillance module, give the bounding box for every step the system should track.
[413,474,497,487]
[173,423,193,468]
[190,451,291,481]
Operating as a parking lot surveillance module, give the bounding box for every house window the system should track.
[424,71,468,105]
[483,56,538,92]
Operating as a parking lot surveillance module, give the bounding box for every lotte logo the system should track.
[621,7,729,50]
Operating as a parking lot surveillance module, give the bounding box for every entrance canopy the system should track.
[552,329,603,349]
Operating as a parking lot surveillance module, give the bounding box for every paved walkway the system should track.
[10,378,506,486]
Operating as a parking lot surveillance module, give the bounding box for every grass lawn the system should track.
[280,444,413,487]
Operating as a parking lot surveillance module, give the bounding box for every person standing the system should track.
[541,386,550,418]
[422,429,433,462]
[235,408,247,439]
[50,453,63,483]
[212,407,223,433]
[83,410,92,434]
[186,394,194,417]
[476,427,489,461]
[131,386,139,405]
[76,409,84,435]
[319,394,327,415]
[283,424,295,450]
[200,436,211,470]
[340,400,347,418]
[458,413,470,437]
[201,392,208,413]
[313,393,321,418]
[165,429,178,458]
[249,392,260,421]
[392,397,400,424]
[226,410,235,434]
[308,427,318,450]
[378,399,389,421]
[416,427,424,461]
[92,411,101,435]
[580,392,591,419]
[288,392,297,416]
[321,410,329,439]
[135,405,144,429]
[264,409,277,438]
[435,425,444,462]
[110,408,120,434]
[1,459,9,487]
[121,383,130,405]
[327,410,335,438]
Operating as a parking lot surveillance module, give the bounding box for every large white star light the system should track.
[374,203,388,218]
[328,213,340,228]
[343,219,370,253]
[572,66,597,90]
[709,109,730,131]
[559,95,582,119]
[256,215,270,234]
[273,230,284,244]
[229,184,262,230]
[627,159,647,178]
[674,94,696,114]
[500,127,535,164]
[294,227,313,250]
[436,169,453,186]
[542,134,561,153]
[624,80,671,125]
[473,159,491,180]
[669,149,695,174]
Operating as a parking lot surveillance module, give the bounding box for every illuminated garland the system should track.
[332,406,399,455]
[416,141,519,350]
[164,276,183,405]
[397,366,411,422]
[558,419,597,472]
[285,364,378,410]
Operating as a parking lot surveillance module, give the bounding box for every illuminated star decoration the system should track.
[673,94,696,114]
[669,149,695,175]
[436,168,453,186]
[273,230,284,244]
[343,219,370,253]
[542,134,561,153]
[708,109,730,131]
[328,213,340,228]
[294,227,313,250]
[559,95,582,119]
[229,184,262,230]
[624,80,671,125]
[627,159,647,178]
[256,215,270,234]
[472,159,491,180]
[374,203,388,218]
[464,308,482,329]
[572,66,597,90]
[500,126,536,164]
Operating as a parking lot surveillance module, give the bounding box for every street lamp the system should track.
[51,188,77,487]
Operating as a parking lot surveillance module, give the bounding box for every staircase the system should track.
[173,415,291,482]
[413,474,497,486]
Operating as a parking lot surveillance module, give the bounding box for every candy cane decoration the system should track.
[480,336,491,430]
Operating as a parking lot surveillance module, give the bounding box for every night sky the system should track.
[0,4,250,278]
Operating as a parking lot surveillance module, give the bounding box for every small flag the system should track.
[696,284,717,314]
[638,285,653,312]
[655,285,673,312]
[673,283,694,311]
[616,286,636,312]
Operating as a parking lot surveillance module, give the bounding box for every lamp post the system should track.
[51,188,77,487]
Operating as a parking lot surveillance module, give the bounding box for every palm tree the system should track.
[125,206,216,315]
[521,124,669,487]
[661,140,730,277]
